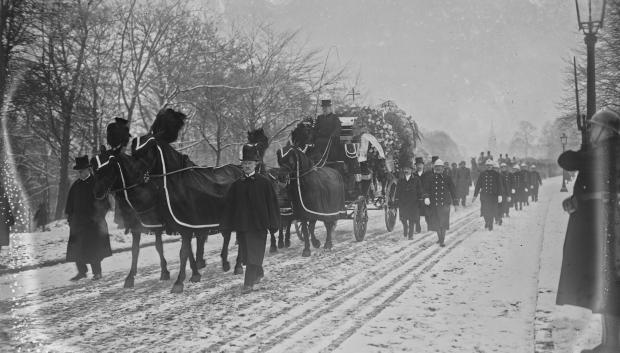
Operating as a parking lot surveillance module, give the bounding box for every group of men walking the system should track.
[394,153,543,246]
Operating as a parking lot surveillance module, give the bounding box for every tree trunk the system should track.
[54,111,72,220]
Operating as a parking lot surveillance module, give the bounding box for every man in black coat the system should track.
[557,108,620,353]
[221,144,280,293]
[499,162,513,218]
[395,160,422,239]
[422,159,457,247]
[414,157,426,233]
[511,163,526,211]
[65,156,112,281]
[529,165,543,202]
[313,99,342,163]
[473,160,504,230]
[0,179,14,258]
[455,161,472,207]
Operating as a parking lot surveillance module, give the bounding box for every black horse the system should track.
[91,147,209,288]
[266,167,295,251]
[277,139,345,257]
[130,108,244,293]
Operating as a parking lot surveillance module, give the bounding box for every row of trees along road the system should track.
[1,0,347,221]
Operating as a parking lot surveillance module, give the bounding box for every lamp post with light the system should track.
[575,0,607,123]
[560,133,568,192]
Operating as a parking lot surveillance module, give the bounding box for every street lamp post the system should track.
[560,133,568,192]
[575,0,607,124]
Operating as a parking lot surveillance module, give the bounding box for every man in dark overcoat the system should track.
[472,160,504,230]
[414,157,426,233]
[421,156,438,232]
[221,144,280,293]
[0,179,14,256]
[529,165,543,202]
[422,159,457,247]
[557,108,620,353]
[511,163,525,211]
[313,99,342,163]
[518,163,531,206]
[65,156,112,281]
[395,160,422,239]
[455,161,472,207]
[499,162,513,219]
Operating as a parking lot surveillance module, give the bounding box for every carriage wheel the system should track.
[384,177,398,231]
[384,206,397,231]
[353,197,368,242]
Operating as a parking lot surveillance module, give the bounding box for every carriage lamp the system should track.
[575,0,607,121]
[560,133,568,192]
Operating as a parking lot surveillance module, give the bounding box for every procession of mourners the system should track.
[1,97,550,294]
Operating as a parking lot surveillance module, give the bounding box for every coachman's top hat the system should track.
[241,144,261,162]
[321,99,332,108]
[431,156,439,163]
[415,157,424,165]
[73,155,90,170]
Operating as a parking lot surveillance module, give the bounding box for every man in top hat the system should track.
[65,155,112,281]
[454,161,472,207]
[221,144,280,293]
[395,159,423,239]
[313,98,342,163]
[529,165,543,202]
[422,159,457,247]
[472,159,504,230]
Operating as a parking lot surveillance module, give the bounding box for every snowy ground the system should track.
[0,178,602,352]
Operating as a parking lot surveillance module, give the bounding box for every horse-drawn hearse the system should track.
[90,108,399,292]
[274,115,399,255]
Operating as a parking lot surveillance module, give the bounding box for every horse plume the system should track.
[106,117,131,150]
[291,121,313,148]
[151,108,187,144]
[247,128,269,158]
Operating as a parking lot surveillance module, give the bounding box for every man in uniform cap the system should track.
[221,144,280,293]
[472,159,504,230]
[313,98,342,163]
[394,159,423,239]
[519,163,531,206]
[422,159,457,246]
[65,155,112,281]
[529,165,542,202]
[511,163,526,210]
[414,157,426,233]
[498,162,513,219]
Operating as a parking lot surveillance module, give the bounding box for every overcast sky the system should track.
[209,0,583,156]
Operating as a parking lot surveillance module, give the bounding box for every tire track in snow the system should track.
[224,211,481,353]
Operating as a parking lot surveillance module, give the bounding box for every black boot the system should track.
[403,222,409,238]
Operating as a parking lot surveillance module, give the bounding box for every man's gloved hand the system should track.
[498,195,503,203]
[424,198,430,206]
[511,189,516,194]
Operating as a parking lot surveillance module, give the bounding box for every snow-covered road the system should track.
[0,177,600,352]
